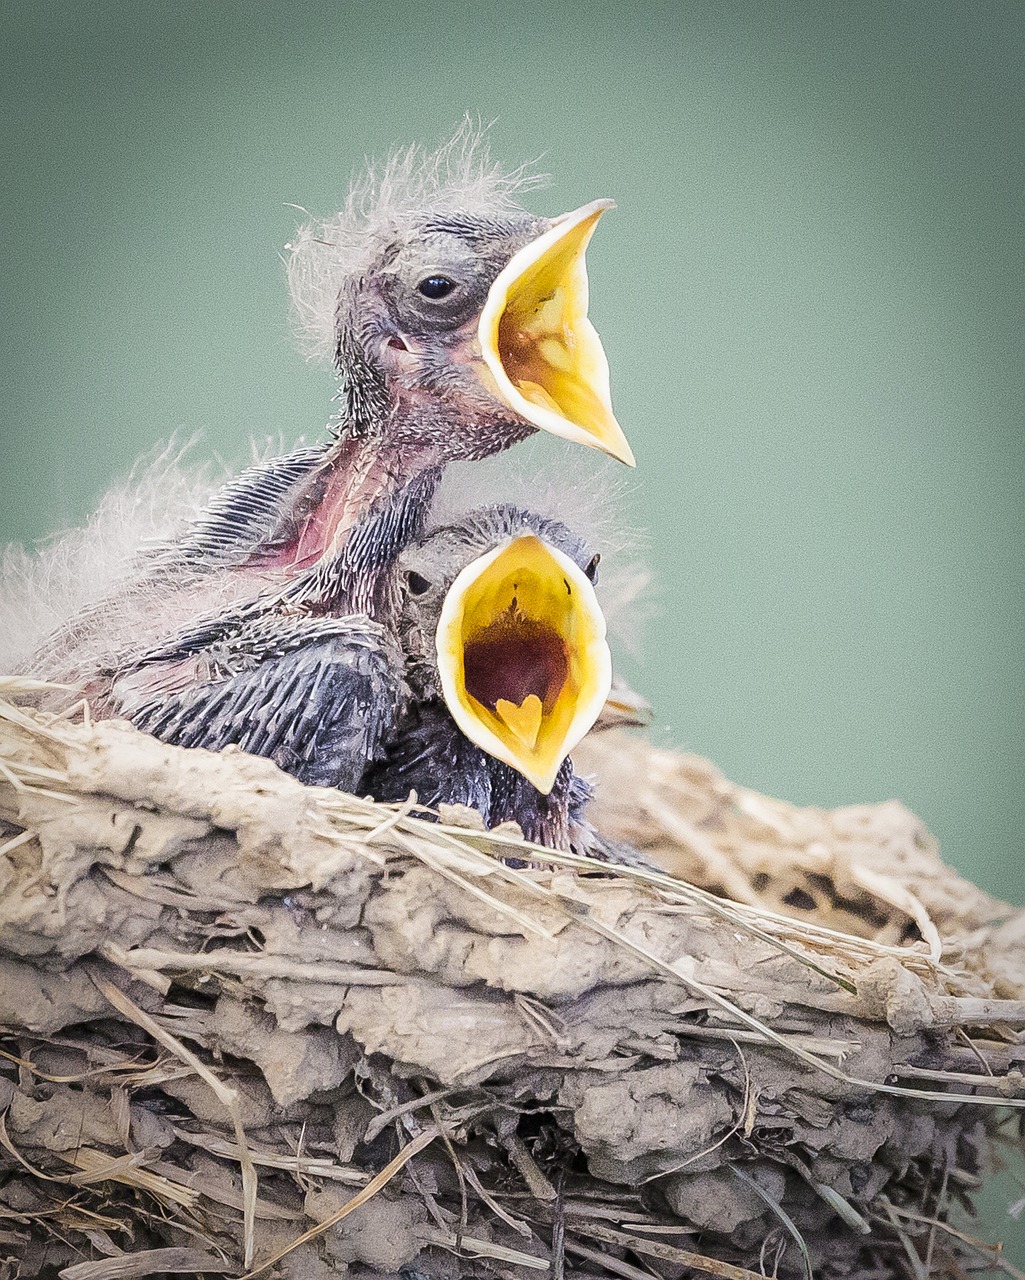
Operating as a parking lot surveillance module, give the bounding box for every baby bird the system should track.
[104,502,620,856]
[145,125,633,615]
[364,505,616,853]
[28,125,634,715]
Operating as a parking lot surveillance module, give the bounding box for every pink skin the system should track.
[242,317,512,576]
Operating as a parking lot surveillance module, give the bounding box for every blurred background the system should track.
[2,0,1023,1255]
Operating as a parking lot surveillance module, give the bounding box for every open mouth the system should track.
[479,201,635,467]
[436,533,612,794]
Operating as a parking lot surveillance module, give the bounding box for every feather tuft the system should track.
[0,439,309,683]
[0,440,227,673]
[286,116,548,362]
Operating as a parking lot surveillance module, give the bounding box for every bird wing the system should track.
[148,444,331,573]
[117,613,405,792]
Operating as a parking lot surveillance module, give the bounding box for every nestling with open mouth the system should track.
[26,124,635,727]
[158,122,632,615]
[363,504,622,855]
[94,502,624,857]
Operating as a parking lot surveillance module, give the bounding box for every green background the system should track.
[2,0,1023,1261]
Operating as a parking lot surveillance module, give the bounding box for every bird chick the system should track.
[363,505,620,854]
[27,126,635,698]
[154,125,634,616]
[105,502,626,858]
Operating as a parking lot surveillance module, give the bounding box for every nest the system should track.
[0,680,1023,1280]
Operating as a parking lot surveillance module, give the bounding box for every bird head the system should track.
[397,506,612,794]
[287,126,634,466]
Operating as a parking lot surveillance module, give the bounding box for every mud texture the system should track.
[0,705,1022,1280]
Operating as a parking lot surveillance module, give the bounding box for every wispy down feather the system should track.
[0,440,295,682]
[0,441,220,673]
[286,117,548,361]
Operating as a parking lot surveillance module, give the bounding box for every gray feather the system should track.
[123,615,404,792]
[148,445,329,573]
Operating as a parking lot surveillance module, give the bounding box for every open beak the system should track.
[436,534,613,794]
[478,200,635,467]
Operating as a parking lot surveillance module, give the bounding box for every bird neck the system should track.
[384,387,536,462]
[275,439,442,618]
[255,434,445,578]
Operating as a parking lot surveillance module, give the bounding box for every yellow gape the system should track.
[479,201,635,467]
[436,534,613,794]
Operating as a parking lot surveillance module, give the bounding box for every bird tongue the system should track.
[494,694,544,751]
[463,613,567,717]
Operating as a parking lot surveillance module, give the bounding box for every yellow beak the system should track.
[436,534,613,794]
[478,200,635,467]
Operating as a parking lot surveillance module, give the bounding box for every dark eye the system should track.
[417,275,457,300]
[584,553,601,583]
[407,570,432,595]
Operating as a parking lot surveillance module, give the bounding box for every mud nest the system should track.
[0,681,1023,1280]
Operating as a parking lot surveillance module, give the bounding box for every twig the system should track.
[93,978,258,1269]
[237,1126,438,1278]
[551,1172,566,1280]
[731,1167,813,1280]
[570,1222,768,1280]
[363,1084,455,1142]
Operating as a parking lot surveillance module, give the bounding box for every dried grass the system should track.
[0,680,1022,1279]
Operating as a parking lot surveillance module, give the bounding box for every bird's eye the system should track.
[407,571,432,595]
[417,275,457,300]
[584,553,601,583]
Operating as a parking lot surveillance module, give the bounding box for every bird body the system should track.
[362,697,591,851]
[79,466,437,771]
[122,614,403,792]
[90,498,622,855]
[9,127,647,859]
[362,503,617,854]
[27,127,633,715]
